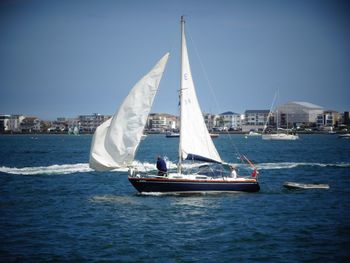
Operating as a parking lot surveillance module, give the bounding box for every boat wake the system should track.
[0,163,92,175]
[90,195,138,204]
[1,161,349,176]
[255,162,350,170]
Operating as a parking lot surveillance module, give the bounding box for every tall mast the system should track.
[178,16,185,174]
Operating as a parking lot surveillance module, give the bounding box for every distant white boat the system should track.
[248,131,261,136]
[262,91,299,141]
[262,133,299,140]
[338,133,350,139]
[141,134,147,140]
[283,181,329,189]
[68,126,79,135]
[73,126,79,135]
[328,127,336,134]
[165,132,179,138]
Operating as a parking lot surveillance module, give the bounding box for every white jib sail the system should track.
[89,53,170,171]
[179,20,222,163]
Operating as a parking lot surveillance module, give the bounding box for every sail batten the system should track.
[179,18,222,164]
[89,53,169,171]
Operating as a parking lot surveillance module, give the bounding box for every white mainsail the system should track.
[89,53,170,171]
[179,18,222,164]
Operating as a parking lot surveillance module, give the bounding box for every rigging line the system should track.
[263,89,278,133]
[186,24,243,162]
[186,24,219,119]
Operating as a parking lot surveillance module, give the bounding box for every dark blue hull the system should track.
[128,177,260,193]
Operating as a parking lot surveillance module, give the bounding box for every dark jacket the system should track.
[156,158,167,172]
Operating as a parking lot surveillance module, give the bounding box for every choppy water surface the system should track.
[1,134,350,262]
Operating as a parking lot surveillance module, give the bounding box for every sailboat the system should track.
[89,17,260,193]
[262,92,299,140]
[73,126,79,135]
[262,114,299,140]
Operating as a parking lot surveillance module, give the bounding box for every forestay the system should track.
[89,53,169,171]
[179,20,222,164]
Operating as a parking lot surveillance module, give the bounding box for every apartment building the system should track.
[316,110,340,128]
[78,113,111,132]
[0,115,11,132]
[241,110,270,132]
[146,113,178,132]
[218,111,242,130]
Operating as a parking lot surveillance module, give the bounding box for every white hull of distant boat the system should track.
[89,17,259,193]
[165,132,180,138]
[262,133,299,140]
[283,182,329,189]
[338,133,350,139]
[248,131,261,136]
[262,90,299,141]
[210,133,219,138]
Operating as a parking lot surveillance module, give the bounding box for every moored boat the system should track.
[262,90,299,141]
[283,181,329,189]
[248,131,261,136]
[262,133,299,140]
[165,132,180,138]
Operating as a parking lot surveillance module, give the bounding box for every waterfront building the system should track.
[20,117,41,133]
[78,113,111,133]
[0,115,11,132]
[218,111,242,130]
[9,115,25,132]
[146,113,178,132]
[242,110,270,132]
[204,113,219,131]
[316,110,340,128]
[276,101,324,128]
[49,118,68,132]
[49,117,80,133]
[342,111,350,125]
[166,115,178,130]
[0,114,26,133]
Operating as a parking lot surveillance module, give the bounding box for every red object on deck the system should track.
[251,170,257,178]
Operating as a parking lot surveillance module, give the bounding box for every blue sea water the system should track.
[0,134,350,262]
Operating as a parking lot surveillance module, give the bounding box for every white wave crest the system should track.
[0,163,92,175]
[256,162,350,170]
[90,195,138,204]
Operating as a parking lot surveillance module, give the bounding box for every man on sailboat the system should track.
[230,165,237,179]
[156,156,167,176]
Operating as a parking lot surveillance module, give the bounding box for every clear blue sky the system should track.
[1,0,349,120]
